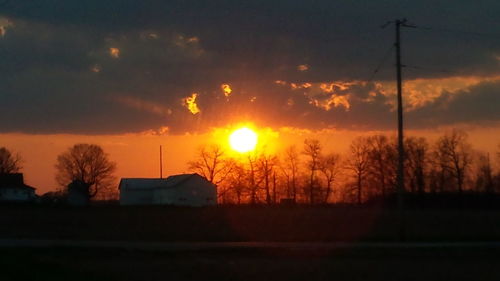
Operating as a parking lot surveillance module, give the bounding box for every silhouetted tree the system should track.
[281,145,300,202]
[303,139,322,204]
[246,152,262,204]
[319,153,341,203]
[497,143,500,167]
[435,130,472,193]
[345,137,371,204]
[257,152,278,204]
[405,137,429,194]
[430,145,453,193]
[224,162,247,204]
[366,135,396,197]
[475,152,494,193]
[55,144,116,199]
[0,147,22,173]
[188,144,234,185]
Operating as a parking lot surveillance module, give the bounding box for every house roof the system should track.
[0,173,36,190]
[120,173,212,190]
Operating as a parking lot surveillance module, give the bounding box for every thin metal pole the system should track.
[395,19,406,241]
[160,145,163,179]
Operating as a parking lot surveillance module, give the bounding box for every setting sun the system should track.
[229,127,258,153]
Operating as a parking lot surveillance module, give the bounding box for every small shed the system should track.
[119,173,217,206]
[0,173,36,202]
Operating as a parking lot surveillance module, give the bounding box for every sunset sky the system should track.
[0,0,499,194]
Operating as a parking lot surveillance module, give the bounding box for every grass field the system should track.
[1,205,500,242]
[2,246,500,281]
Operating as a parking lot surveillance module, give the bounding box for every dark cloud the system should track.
[407,80,500,128]
[0,0,499,134]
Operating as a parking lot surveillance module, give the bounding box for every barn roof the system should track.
[119,173,211,190]
[119,178,166,190]
[164,173,198,188]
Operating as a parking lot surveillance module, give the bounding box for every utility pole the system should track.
[382,18,414,241]
[160,145,163,179]
[394,18,414,241]
[395,19,405,241]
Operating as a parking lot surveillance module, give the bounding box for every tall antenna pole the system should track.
[160,145,163,179]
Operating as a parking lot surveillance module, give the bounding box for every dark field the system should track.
[2,206,500,281]
[1,205,500,242]
[2,246,500,281]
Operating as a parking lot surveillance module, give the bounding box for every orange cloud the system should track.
[139,126,170,136]
[183,93,201,114]
[320,82,356,93]
[297,64,309,71]
[221,83,232,97]
[186,37,199,43]
[173,34,204,58]
[309,94,351,111]
[0,17,13,37]
[278,75,500,114]
[109,47,120,58]
[377,75,500,110]
[91,64,101,73]
[290,82,312,90]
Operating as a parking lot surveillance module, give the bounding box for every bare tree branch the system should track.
[0,147,22,173]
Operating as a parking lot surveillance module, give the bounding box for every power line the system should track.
[413,25,500,41]
[404,64,459,75]
[367,44,394,83]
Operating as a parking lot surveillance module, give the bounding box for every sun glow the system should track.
[229,127,258,153]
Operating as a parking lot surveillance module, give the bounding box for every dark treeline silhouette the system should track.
[188,129,500,205]
[0,144,118,203]
[2,130,499,206]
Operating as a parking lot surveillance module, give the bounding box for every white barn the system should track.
[0,173,37,202]
[119,173,217,206]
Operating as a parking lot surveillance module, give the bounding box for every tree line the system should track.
[188,129,500,204]
[1,129,499,204]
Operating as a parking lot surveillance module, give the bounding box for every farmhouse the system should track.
[119,173,217,206]
[0,173,37,202]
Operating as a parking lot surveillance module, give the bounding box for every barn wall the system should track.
[119,175,217,206]
[155,176,217,207]
[120,188,155,205]
[152,188,176,205]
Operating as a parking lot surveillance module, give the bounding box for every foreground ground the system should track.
[1,205,500,242]
[1,244,500,281]
[2,206,500,281]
